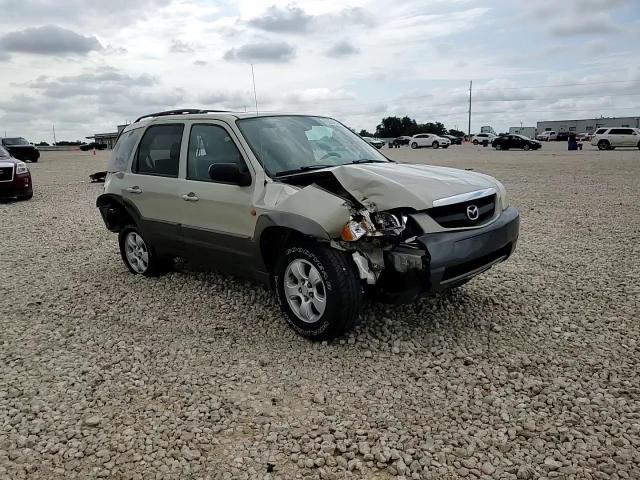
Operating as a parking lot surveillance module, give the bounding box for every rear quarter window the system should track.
[107,128,144,172]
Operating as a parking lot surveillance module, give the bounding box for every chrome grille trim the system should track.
[432,187,496,208]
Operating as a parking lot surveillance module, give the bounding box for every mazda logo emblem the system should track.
[466,205,479,221]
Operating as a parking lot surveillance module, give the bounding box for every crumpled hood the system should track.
[328,163,498,210]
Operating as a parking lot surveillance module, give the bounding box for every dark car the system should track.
[492,134,541,151]
[80,142,108,151]
[0,137,40,162]
[390,136,412,147]
[443,134,463,145]
[0,145,33,200]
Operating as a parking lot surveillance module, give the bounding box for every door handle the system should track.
[126,186,142,194]
[182,193,199,202]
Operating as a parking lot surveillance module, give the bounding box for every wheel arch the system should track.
[96,193,142,232]
[254,213,331,274]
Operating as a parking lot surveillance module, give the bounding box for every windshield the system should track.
[236,115,388,177]
[0,145,9,157]
[3,137,30,146]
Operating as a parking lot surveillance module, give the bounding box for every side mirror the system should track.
[208,163,251,186]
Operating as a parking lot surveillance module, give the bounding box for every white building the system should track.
[537,116,640,134]
[509,126,536,139]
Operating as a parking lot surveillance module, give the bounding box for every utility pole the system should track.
[52,124,57,145]
[468,80,472,137]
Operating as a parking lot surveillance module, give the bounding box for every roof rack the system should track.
[134,109,232,123]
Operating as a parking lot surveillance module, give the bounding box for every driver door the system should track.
[177,122,257,271]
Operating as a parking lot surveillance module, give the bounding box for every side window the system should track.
[609,129,625,135]
[107,128,143,172]
[187,124,247,182]
[134,124,184,177]
[595,128,607,135]
[620,129,633,135]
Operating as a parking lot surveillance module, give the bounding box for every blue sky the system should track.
[0,0,639,141]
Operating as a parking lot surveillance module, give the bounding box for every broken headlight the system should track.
[341,219,370,242]
[372,212,402,230]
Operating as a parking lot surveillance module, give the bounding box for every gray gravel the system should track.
[1,143,639,479]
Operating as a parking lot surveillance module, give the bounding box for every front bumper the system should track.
[378,207,519,301]
[0,172,33,199]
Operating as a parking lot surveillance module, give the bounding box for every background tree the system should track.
[448,128,466,137]
[375,116,404,138]
[359,129,375,137]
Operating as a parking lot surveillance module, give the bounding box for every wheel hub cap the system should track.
[125,232,149,273]
[284,259,326,323]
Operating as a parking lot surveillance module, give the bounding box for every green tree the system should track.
[448,128,466,137]
[359,129,374,137]
[375,116,404,138]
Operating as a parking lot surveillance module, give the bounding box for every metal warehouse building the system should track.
[537,116,640,134]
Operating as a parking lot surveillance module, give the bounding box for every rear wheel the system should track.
[274,242,363,340]
[118,225,170,277]
[410,142,418,149]
[473,140,479,145]
[597,140,610,151]
[482,141,488,147]
[432,141,439,149]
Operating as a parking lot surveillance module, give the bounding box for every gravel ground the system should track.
[1,142,639,480]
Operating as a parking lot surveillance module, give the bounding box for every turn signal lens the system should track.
[341,220,368,242]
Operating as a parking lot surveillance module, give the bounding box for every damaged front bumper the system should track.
[377,207,520,302]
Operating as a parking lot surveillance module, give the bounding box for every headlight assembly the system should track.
[16,161,29,174]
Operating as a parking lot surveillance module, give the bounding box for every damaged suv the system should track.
[97,110,519,339]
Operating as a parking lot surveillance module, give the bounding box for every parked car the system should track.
[556,131,575,142]
[590,127,640,150]
[492,134,541,151]
[443,134,463,145]
[97,110,519,340]
[362,137,385,149]
[410,133,451,149]
[0,145,33,200]
[578,132,592,141]
[471,133,496,146]
[0,137,40,162]
[80,142,108,151]
[536,131,557,141]
[390,136,412,147]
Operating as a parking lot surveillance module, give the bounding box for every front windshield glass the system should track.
[3,137,30,146]
[236,115,388,177]
[0,146,9,157]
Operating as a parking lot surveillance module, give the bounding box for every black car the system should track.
[80,142,108,151]
[492,134,541,151]
[1,137,40,162]
[443,134,463,145]
[390,136,412,147]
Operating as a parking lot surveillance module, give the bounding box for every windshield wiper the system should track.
[350,159,388,164]
[274,164,334,177]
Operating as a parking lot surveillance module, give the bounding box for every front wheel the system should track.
[473,140,478,145]
[597,140,610,151]
[410,142,418,149]
[523,144,531,151]
[118,226,170,277]
[432,141,439,149]
[495,144,501,150]
[274,242,363,340]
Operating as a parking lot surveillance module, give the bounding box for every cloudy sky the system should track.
[0,0,639,142]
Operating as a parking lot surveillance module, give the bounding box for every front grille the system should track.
[427,194,496,228]
[0,166,14,182]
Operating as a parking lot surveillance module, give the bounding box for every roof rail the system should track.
[134,109,232,123]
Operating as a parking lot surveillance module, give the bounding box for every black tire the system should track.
[637,141,640,150]
[432,141,439,149]
[523,144,531,151]
[118,225,170,277]
[598,140,609,151]
[482,141,488,147]
[442,144,449,149]
[274,242,363,340]
[410,142,418,149]
[473,140,478,145]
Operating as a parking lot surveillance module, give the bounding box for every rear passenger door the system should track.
[122,123,185,254]
[178,122,256,270]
